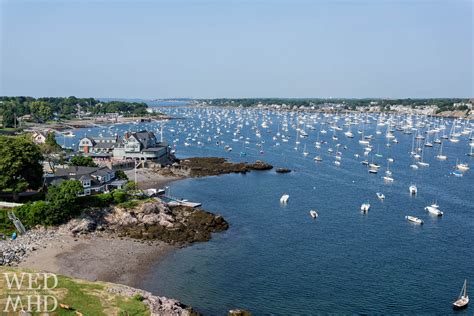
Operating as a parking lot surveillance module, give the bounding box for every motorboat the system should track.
[409,185,417,195]
[309,210,318,219]
[383,176,394,182]
[456,163,469,172]
[405,215,423,224]
[376,192,385,200]
[425,205,443,216]
[280,194,289,204]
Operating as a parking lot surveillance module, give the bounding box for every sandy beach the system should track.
[124,168,184,190]
[18,234,174,288]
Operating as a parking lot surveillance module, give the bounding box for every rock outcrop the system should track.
[108,284,199,316]
[67,199,229,245]
[275,168,291,173]
[178,157,273,177]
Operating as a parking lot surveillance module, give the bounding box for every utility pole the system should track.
[134,159,138,184]
[134,159,141,185]
[160,124,163,143]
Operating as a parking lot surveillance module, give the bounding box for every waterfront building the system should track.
[78,130,171,163]
[78,135,120,155]
[112,130,170,162]
[45,165,125,196]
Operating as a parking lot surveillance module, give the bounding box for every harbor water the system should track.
[60,107,473,314]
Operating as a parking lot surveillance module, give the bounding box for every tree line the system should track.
[200,98,470,112]
[0,96,149,127]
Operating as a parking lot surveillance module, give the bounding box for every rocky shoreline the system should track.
[66,198,229,245]
[0,198,228,267]
[0,228,58,266]
[0,158,268,315]
[108,281,198,315]
[152,157,273,178]
[0,198,229,315]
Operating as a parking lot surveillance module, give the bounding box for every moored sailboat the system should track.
[452,279,469,310]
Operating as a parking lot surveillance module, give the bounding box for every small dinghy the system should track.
[376,192,385,200]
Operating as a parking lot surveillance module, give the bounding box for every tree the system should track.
[115,170,128,180]
[40,132,62,172]
[0,136,44,201]
[29,101,53,122]
[45,132,61,149]
[47,179,83,206]
[16,180,83,227]
[2,108,15,128]
[70,155,97,167]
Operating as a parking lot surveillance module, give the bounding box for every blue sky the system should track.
[0,0,472,98]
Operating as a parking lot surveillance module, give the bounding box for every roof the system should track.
[45,166,115,187]
[134,130,157,149]
[82,136,96,145]
[53,166,113,178]
[94,142,117,149]
[54,166,99,177]
[94,136,118,141]
[142,147,167,152]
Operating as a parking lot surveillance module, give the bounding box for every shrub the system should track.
[124,181,138,192]
[112,190,127,204]
[16,180,84,227]
[132,293,144,301]
[16,200,58,227]
[117,200,139,209]
[95,192,114,206]
[79,192,113,207]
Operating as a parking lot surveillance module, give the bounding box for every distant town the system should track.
[197,98,473,118]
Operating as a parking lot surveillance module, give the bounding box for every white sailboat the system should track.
[303,143,309,156]
[452,279,469,310]
[436,141,447,160]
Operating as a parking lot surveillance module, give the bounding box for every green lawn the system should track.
[0,267,150,316]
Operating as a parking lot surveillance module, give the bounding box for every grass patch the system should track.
[0,267,150,315]
[116,200,140,209]
[115,296,150,316]
[55,275,106,316]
